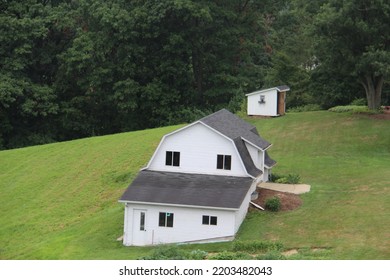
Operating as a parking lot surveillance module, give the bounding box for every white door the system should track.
[132,209,148,245]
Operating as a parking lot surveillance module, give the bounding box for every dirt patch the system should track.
[282,249,298,257]
[368,106,390,120]
[247,115,273,119]
[252,188,302,211]
[368,113,390,120]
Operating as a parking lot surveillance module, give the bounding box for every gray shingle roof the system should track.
[119,170,253,209]
[264,151,276,167]
[246,85,290,96]
[276,85,290,92]
[234,138,262,177]
[200,109,271,150]
[200,109,255,139]
[200,109,275,177]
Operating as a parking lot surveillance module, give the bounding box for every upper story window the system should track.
[166,151,180,166]
[217,154,231,170]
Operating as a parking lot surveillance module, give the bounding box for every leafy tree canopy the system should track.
[1,0,388,149]
[312,0,390,109]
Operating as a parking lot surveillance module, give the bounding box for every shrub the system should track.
[265,197,281,212]
[286,173,300,184]
[288,104,322,112]
[232,240,284,253]
[275,177,288,184]
[187,249,208,260]
[139,245,188,260]
[256,250,286,260]
[269,173,282,182]
[328,105,370,113]
[140,246,208,260]
[273,173,300,184]
[208,251,253,260]
[350,98,367,106]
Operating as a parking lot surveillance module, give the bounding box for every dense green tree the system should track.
[312,0,390,109]
[264,51,311,108]
[309,65,364,109]
[3,0,388,150]
[55,0,272,136]
[0,1,62,148]
[263,0,317,108]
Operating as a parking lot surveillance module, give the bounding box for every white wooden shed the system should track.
[246,85,290,116]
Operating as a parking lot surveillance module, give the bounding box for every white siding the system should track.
[245,142,264,171]
[259,149,264,171]
[123,203,236,246]
[263,168,270,182]
[234,179,258,232]
[148,123,247,177]
[245,142,258,168]
[123,204,129,244]
[247,90,278,116]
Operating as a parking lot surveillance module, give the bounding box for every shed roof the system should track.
[119,170,253,209]
[245,85,290,97]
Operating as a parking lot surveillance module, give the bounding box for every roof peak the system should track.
[245,85,290,96]
[200,108,270,148]
[200,108,239,120]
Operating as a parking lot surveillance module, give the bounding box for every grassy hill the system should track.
[0,111,389,259]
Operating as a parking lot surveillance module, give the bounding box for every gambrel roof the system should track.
[200,109,275,177]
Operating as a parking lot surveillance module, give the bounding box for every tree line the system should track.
[1,0,389,149]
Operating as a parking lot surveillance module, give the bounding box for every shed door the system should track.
[132,209,148,245]
[277,91,286,115]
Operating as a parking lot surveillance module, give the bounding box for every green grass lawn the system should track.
[239,111,390,259]
[0,111,389,259]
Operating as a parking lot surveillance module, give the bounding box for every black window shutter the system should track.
[224,155,231,170]
[165,151,172,166]
[217,154,223,169]
[173,152,180,166]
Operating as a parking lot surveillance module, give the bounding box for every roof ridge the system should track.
[200,108,231,121]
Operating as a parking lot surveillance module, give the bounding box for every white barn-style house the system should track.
[119,109,276,246]
[246,85,290,116]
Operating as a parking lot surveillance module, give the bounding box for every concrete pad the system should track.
[258,182,311,194]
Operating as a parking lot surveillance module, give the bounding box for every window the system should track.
[259,95,265,104]
[140,212,145,231]
[202,215,217,226]
[217,154,231,170]
[159,212,174,227]
[166,151,180,166]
